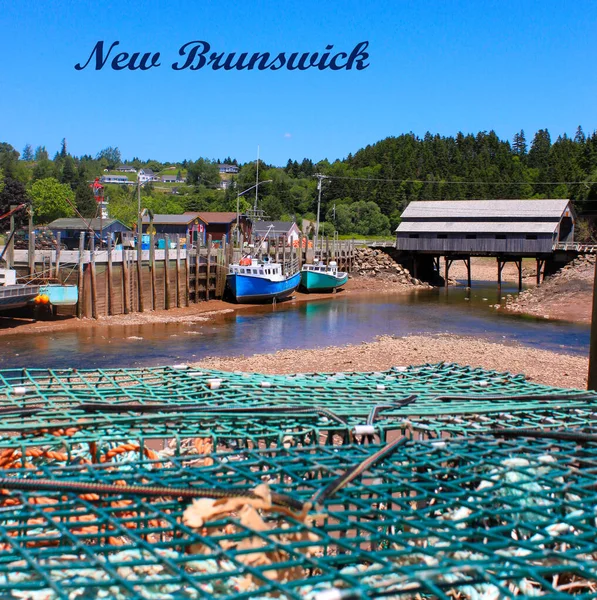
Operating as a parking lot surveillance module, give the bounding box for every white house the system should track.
[161,175,183,183]
[115,165,137,173]
[218,163,239,174]
[100,175,133,185]
[138,169,160,183]
[252,221,301,245]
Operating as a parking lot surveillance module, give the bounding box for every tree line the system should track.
[1,127,596,237]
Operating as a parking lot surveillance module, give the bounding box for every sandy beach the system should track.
[196,334,589,389]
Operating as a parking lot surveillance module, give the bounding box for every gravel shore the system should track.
[196,334,589,389]
[503,255,595,324]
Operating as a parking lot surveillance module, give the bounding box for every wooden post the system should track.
[90,234,98,319]
[194,238,200,303]
[466,257,471,288]
[185,238,190,307]
[6,205,16,269]
[444,257,450,287]
[205,234,212,300]
[217,234,228,298]
[332,234,336,263]
[48,247,53,280]
[122,247,130,314]
[536,258,543,286]
[497,259,503,290]
[54,232,61,282]
[77,232,85,318]
[588,258,597,389]
[28,210,35,276]
[135,226,144,313]
[176,234,182,308]
[517,259,523,292]
[149,227,156,310]
[164,234,171,310]
[107,237,114,316]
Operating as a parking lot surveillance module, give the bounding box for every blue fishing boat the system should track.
[226,259,300,303]
[300,261,348,292]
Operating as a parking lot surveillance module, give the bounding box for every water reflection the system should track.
[0,283,588,370]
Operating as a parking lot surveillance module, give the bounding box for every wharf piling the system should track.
[5,236,357,319]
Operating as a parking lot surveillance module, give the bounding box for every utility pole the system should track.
[588,258,597,389]
[254,145,260,213]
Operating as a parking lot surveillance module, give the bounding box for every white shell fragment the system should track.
[353,425,375,436]
[206,378,222,390]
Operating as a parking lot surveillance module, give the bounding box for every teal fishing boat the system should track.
[300,261,348,292]
[39,284,78,306]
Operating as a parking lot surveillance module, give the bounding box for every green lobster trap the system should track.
[0,364,595,471]
[0,436,597,599]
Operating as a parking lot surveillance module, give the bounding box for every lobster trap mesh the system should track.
[0,364,596,598]
[0,437,597,599]
[0,364,595,470]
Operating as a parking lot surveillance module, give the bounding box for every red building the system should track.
[142,212,250,246]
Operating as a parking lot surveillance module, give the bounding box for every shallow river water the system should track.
[0,280,588,370]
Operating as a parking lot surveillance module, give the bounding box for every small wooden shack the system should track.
[48,218,131,249]
[395,199,575,255]
[142,212,250,246]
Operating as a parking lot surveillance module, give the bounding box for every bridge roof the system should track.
[396,200,573,234]
[400,199,571,220]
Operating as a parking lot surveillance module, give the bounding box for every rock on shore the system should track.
[351,247,432,288]
[503,254,595,323]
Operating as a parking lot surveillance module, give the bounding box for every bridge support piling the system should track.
[536,258,545,286]
[444,257,451,288]
[497,259,504,290]
[465,256,471,288]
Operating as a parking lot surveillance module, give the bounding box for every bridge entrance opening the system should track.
[559,217,574,242]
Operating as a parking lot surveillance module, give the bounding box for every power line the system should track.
[315,175,597,186]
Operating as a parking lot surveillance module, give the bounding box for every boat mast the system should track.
[314,174,326,256]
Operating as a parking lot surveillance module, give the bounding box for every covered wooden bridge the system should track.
[394,199,583,289]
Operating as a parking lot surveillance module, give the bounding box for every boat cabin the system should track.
[303,261,339,273]
[0,269,16,287]
[229,259,282,277]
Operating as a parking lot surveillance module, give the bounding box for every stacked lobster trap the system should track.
[0,363,597,598]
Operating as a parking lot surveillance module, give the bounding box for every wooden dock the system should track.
[4,234,356,319]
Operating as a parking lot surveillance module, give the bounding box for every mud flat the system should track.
[196,334,588,389]
[0,275,426,338]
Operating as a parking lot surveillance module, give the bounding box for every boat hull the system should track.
[40,284,79,306]
[226,272,300,303]
[300,270,348,292]
[0,285,41,311]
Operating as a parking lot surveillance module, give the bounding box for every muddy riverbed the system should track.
[0,280,588,371]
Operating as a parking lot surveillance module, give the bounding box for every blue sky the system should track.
[0,0,595,165]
